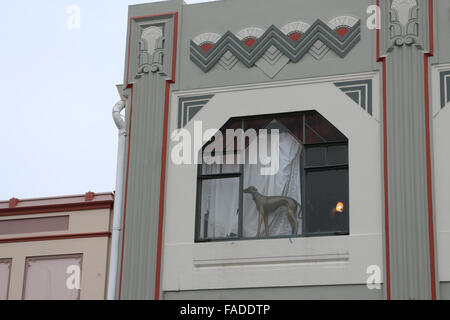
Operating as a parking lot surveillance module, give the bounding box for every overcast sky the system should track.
[0,0,210,200]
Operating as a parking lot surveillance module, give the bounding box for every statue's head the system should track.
[243,186,258,195]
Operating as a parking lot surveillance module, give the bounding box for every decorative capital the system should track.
[389,0,419,47]
[136,26,166,78]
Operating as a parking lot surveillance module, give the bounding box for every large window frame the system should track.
[195,110,349,243]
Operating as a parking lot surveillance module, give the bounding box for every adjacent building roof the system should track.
[0,192,114,217]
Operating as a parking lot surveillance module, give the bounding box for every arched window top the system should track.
[203,111,348,155]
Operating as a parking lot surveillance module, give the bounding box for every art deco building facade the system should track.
[4,0,448,301]
[108,0,450,300]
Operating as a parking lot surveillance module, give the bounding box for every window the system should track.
[0,259,11,300]
[23,254,82,300]
[196,111,349,242]
[0,216,69,235]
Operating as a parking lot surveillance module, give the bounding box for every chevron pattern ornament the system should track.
[192,33,239,71]
[178,95,215,128]
[334,79,373,116]
[308,40,330,60]
[190,16,361,78]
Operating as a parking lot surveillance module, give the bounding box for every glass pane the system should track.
[305,145,348,167]
[203,118,244,154]
[199,178,240,240]
[305,112,347,144]
[304,169,349,235]
[447,77,450,106]
[243,131,303,238]
[223,119,244,152]
[0,259,11,300]
[23,255,82,300]
[305,124,326,144]
[277,115,303,142]
[0,216,69,235]
[244,118,272,132]
[306,147,327,167]
[327,145,348,165]
[201,162,240,175]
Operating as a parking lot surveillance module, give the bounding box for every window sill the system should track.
[163,233,382,291]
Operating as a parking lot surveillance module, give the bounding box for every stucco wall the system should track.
[0,207,112,300]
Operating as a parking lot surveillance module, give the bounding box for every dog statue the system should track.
[243,186,302,237]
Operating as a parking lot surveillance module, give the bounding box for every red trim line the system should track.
[0,201,113,218]
[0,232,111,244]
[119,12,178,301]
[376,0,391,300]
[424,54,437,300]
[424,0,437,300]
[154,12,178,301]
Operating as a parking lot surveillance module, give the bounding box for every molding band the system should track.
[0,232,111,244]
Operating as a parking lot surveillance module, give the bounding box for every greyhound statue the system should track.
[243,186,302,237]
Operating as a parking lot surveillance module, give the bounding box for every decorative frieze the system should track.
[190,16,361,78]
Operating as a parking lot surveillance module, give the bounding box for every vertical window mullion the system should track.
[195,163,203,242]
[239,164,244,239]
[238,119,245,239]
[302,113,307,237]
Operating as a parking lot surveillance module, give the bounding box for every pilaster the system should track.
[379,0,437,300]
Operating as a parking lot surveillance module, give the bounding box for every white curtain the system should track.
[201,131,302,239]
[243,132,302,237]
